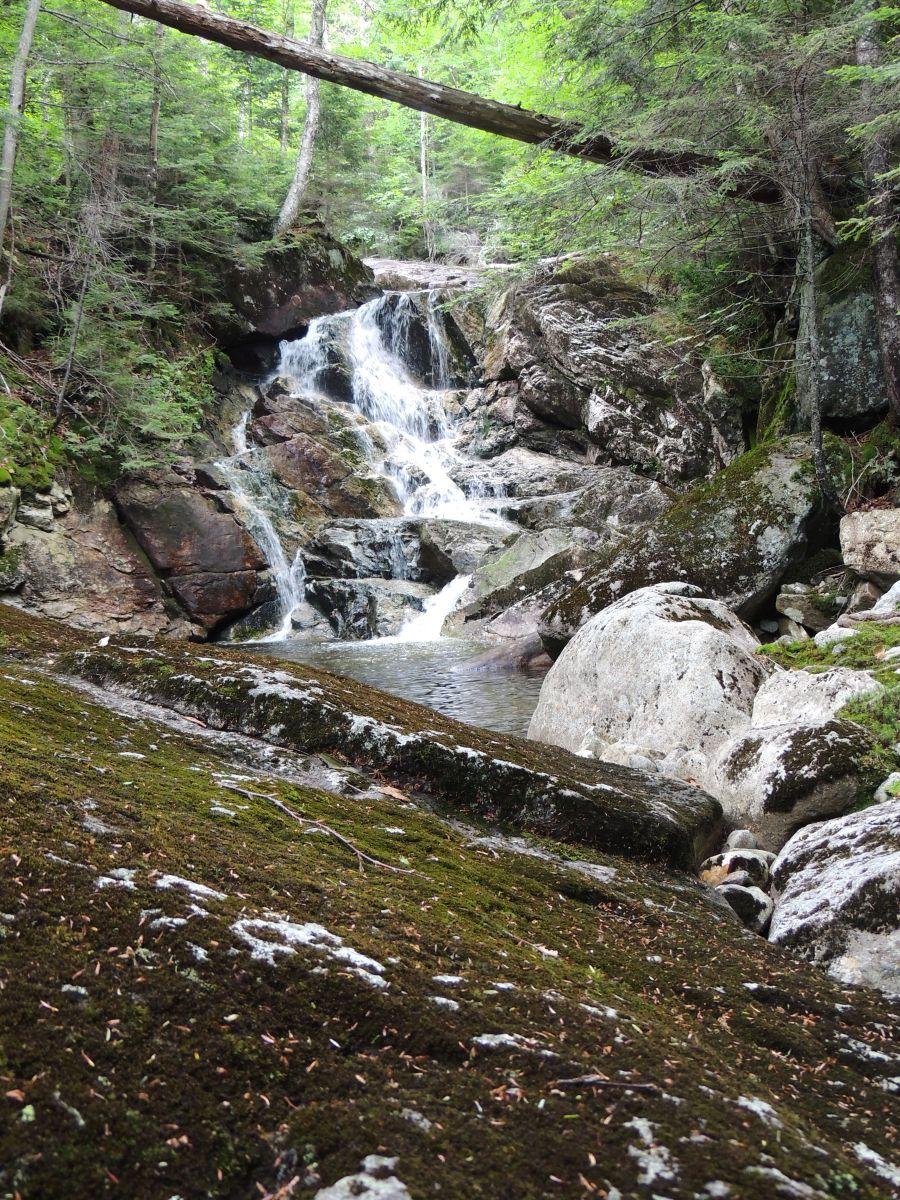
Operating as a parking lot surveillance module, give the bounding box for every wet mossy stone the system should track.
[58,637,722,871]
[540,438,844,657]
[1,603,899,1200]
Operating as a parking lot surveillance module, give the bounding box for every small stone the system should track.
[846,580,883,615]
[813,625,857,649]
[718,884,774,934]
[726,829,758,851]
[874,772,900,804]
[716,870,754,888]
[777,616,809,640]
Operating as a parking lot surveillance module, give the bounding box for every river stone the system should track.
[539,439,833,657]
[840,509,900,586]
[751,667,884,727]
[706,718,874,850]
[528,584,769,778]
[769,801,900,994]
[306,577,436,640]
[718,883,774,934]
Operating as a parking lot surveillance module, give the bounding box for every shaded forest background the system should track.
[0,0,896,483]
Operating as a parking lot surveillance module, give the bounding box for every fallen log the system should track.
[93,0,781,202]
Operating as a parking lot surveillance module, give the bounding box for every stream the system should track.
[215,283,545,736]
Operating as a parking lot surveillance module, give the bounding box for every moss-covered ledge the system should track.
[1,616,898,1200]
[61,638,722,871]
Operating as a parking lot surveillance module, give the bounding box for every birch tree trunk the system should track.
[0,0,42,275]
[856,23,900,425]
[419,66,435,260]
[275,0,326,236]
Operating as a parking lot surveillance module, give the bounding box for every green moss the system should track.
[0,392,64,492]
[759,623,900,792]
[0,618,896,1199]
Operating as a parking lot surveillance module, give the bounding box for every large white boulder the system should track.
[840,508,900,585]
[527,584,770,779]
[751,667,883,726]
[769,802,900,995]
[706,718,874,849]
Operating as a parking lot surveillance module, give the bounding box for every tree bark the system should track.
[93,0,781,200]
[279,0,295,151]
[147,22,163,273]
[0,0,43,260]
[419,65,435,260]
[275,0,326,235]
[856,24,900,426]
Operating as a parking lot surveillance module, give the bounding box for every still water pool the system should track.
[252,637,547,737]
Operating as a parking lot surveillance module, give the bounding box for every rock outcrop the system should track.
[840,508,900,586]
[539,439,832,657]
[1,602,898,1200]
[114,472,268,632]
[528,584,770,775]
[460,255,744,484]
[769,801,900,994]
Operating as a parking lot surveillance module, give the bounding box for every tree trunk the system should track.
[275,0,326,235]
[279,0,295,151]
[794,80,838,512]
[856,24,900,426]
[93,0,780,200]
[0,0,42,260]
[147,23,163,273]
[419,66,435,260]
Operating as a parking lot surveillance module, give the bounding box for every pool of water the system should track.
[252,637,547,737]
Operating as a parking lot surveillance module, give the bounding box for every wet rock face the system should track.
[114,474,267,631]
[770,801,900,994]
[465,256,745,484]
[539,439,828,657]
[265,435,399,520]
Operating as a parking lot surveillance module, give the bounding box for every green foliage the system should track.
[0,389,63,491]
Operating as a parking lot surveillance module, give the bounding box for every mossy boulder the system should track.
[206,223,378,346]
[540,438,839,657]
[0,602,898,1200]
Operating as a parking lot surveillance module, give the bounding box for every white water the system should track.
[388,574,473,644]
[220,289,501,643]
[214,412,306,640]
[278,292,504,525]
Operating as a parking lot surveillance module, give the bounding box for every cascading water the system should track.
[214,412,306,640]
[278,291,504,526]
[219,288,504,643]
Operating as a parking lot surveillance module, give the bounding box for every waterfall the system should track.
[391,575,473,643]
[217,287,502,643]
[214,412,306,640]
[278,292,504,525]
